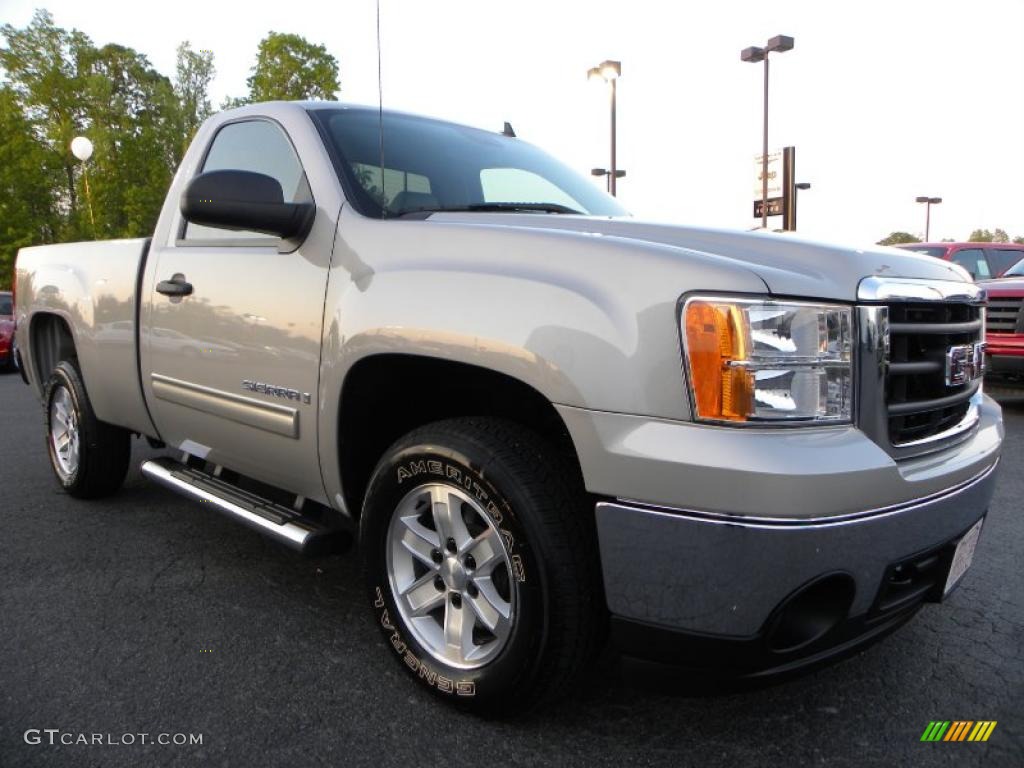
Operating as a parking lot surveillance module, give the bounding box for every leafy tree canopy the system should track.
[174,42,215,149]
[878,231,921,246]
[0,10,222,287]
[246,32,339,102]
[967,228,1019,243]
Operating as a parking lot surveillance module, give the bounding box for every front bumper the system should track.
[597,459,995,626]
[556,396,1002,672]
[597,464,996,673]
[988,354,1024,378]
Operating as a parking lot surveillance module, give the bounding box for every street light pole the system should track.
[915,196,942,241]
[761,54,769,230]
[610,76,617,196]
[588,60,622,196]
[741,35,794,229]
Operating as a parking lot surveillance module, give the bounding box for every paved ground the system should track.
[0,369,1021,768]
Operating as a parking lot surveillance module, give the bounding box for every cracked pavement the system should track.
[0,371,1021,767]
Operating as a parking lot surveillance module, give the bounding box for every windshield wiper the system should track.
[396,202,584,218]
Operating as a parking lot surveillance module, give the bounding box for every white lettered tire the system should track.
[359,418,603,713]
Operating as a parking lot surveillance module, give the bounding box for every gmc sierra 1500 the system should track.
[13,101,1003,712]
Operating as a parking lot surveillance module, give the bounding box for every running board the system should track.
[141,457,347,554]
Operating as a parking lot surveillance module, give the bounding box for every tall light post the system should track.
[71,136,96,237]
[915,196,942,241]
[587,60,622,196]
[741,35,794,229]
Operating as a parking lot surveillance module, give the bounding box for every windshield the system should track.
[310,107,628,219]
[900,246,949,258]
[1004,257,1024,277]
[0,294,11,316]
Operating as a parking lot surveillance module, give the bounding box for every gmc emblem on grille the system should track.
[945,342,986,387]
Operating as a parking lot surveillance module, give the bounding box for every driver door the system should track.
[141,118,331,501]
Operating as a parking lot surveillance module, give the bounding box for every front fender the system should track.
[316,205,767,512]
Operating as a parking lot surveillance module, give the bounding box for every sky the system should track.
[3,0,1023,246]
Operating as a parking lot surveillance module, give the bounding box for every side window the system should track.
[480,168,582,210]
[351,163,433,211]
[184,120,307,241]
[986,249,1024,276]
[951,248,990,279]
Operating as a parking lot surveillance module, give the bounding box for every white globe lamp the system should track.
[71,136,93,162]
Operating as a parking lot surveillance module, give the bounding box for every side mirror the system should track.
[180,170,314,243]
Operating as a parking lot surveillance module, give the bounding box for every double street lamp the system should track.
[915,196,942,241]
[587,60,623,196]
[741,35,794,229]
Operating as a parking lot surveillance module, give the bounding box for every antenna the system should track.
[376,0,386,217]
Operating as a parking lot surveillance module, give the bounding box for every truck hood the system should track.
[428,213,971,302]
[979,277,1024,295]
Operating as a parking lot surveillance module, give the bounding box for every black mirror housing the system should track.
[180,170,314,242]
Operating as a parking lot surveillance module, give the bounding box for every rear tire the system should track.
[45,360,130,499]
[359,417,603,714]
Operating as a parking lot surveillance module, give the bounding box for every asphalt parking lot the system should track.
[0,369,1021,768]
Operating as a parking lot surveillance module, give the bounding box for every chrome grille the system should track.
[855,277,985,460]
[886,302,981,446]
[986,297,1024,333]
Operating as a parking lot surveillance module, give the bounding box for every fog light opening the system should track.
[765,573,855,654]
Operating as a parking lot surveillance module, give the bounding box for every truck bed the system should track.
[15,238,156,437]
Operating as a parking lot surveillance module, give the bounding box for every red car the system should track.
[0,290,14,370]
[980,261,1024,385]
[897,242,1024,281]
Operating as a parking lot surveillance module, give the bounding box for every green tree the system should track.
[967,229,994,242]
[246,32,339,102]
[878,231,921,246]
[1014,236,1024,245]
[174,42,215,152]
[0,86,62,289]
[1,11,189,247]
[219,94,250,110]
[80,42,181,238]
[992,228,1010,243]
[0,10,93,237]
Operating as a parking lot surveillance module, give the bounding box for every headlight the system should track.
[682,296,853,424]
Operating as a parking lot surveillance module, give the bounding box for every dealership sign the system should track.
[754,197,785,217]
[753,151,782,198]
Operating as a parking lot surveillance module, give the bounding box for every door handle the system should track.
[156,273,193,297]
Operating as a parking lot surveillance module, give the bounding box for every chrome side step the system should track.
[141,457,347,554]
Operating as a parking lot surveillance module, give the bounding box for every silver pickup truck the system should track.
[13,101,1003,712]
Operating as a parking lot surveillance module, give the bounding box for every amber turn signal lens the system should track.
[684,301,753,421]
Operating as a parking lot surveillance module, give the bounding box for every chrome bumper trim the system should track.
[614,458,998,528]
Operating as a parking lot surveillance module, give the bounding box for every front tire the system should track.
[359,418,603,714]
[45,360,130,499]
